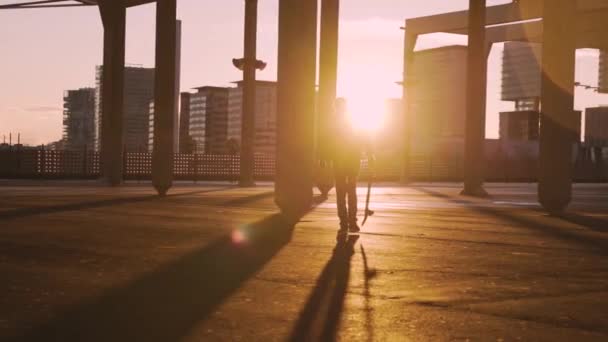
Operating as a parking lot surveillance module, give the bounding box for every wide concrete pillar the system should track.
[401,30,417,183]
[316,0,340,195]
[461,0,488,197]
[538,0,577,213]
[275,0,318,219]
[152,0,178,196]
[240,0,258,187]
[98,0,126,186]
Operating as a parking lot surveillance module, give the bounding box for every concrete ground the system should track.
[0,182,607,341]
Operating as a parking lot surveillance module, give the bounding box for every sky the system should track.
[1,0,607,145]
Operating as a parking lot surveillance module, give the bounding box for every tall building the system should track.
[188,86,230,154]
[501,42,542,111]
[408,45,468,156]
[227,81,278,156]
[499,111,539,141]
[62,88,96,150]
[585,107,608,146]
[600,50,608,94]
[95,65,155,152]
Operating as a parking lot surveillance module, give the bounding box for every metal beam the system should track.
[152,0,177,196]
[0,0,156,9]
[76,0,155,7]
[0,0,92,9]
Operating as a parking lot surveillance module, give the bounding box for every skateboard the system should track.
[361,171,374,226]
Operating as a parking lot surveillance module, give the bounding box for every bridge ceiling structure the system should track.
[405,0,608,49]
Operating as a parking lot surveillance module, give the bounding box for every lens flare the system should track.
[231,228,247,245]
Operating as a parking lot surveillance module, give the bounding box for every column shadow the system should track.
[413,186,608,255]
[557,213,608,233]
[11,213,295,342]
[222,190,275,206]
[0,187,233,221]
[290,234,359,342]
[360,244,377,342]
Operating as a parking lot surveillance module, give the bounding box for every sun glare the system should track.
[345,94,386,135]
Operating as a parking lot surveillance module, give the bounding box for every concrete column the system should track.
[98,1,126,186]
[316,0,340,195]
[317,0,340,194]
[174,20,182,153]
[275,0,318,219]
[240,0,258,187]
[538,0,577,213]
[401,30,417,183]
[152,0,177,196]
[461,0,488,197]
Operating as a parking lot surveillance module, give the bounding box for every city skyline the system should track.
[1,0,608,145]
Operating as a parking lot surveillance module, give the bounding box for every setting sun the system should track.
[345,94,386,135]
[340,67,397,136]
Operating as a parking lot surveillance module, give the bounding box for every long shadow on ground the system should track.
[290,234,359,342]
[0,187,233,221]
[11,213,294,342]
[221,191,275,206]
[413,187,608,255]
[360,244,377,342]
[558,213,608,233]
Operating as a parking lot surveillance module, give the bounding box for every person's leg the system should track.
[335,171,348,231]
[346,174,359,231]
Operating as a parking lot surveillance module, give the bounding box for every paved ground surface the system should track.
[0,182,607,341]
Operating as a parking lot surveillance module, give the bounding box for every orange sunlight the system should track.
[340,66,398,136]
[344,90,388,136]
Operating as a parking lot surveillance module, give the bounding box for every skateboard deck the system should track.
[361,174,374,226]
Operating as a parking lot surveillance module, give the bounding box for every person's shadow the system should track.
[290,233,359,342]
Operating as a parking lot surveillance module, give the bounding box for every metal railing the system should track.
[0,148,606,182]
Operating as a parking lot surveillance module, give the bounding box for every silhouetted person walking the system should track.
[332,112,372,233]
